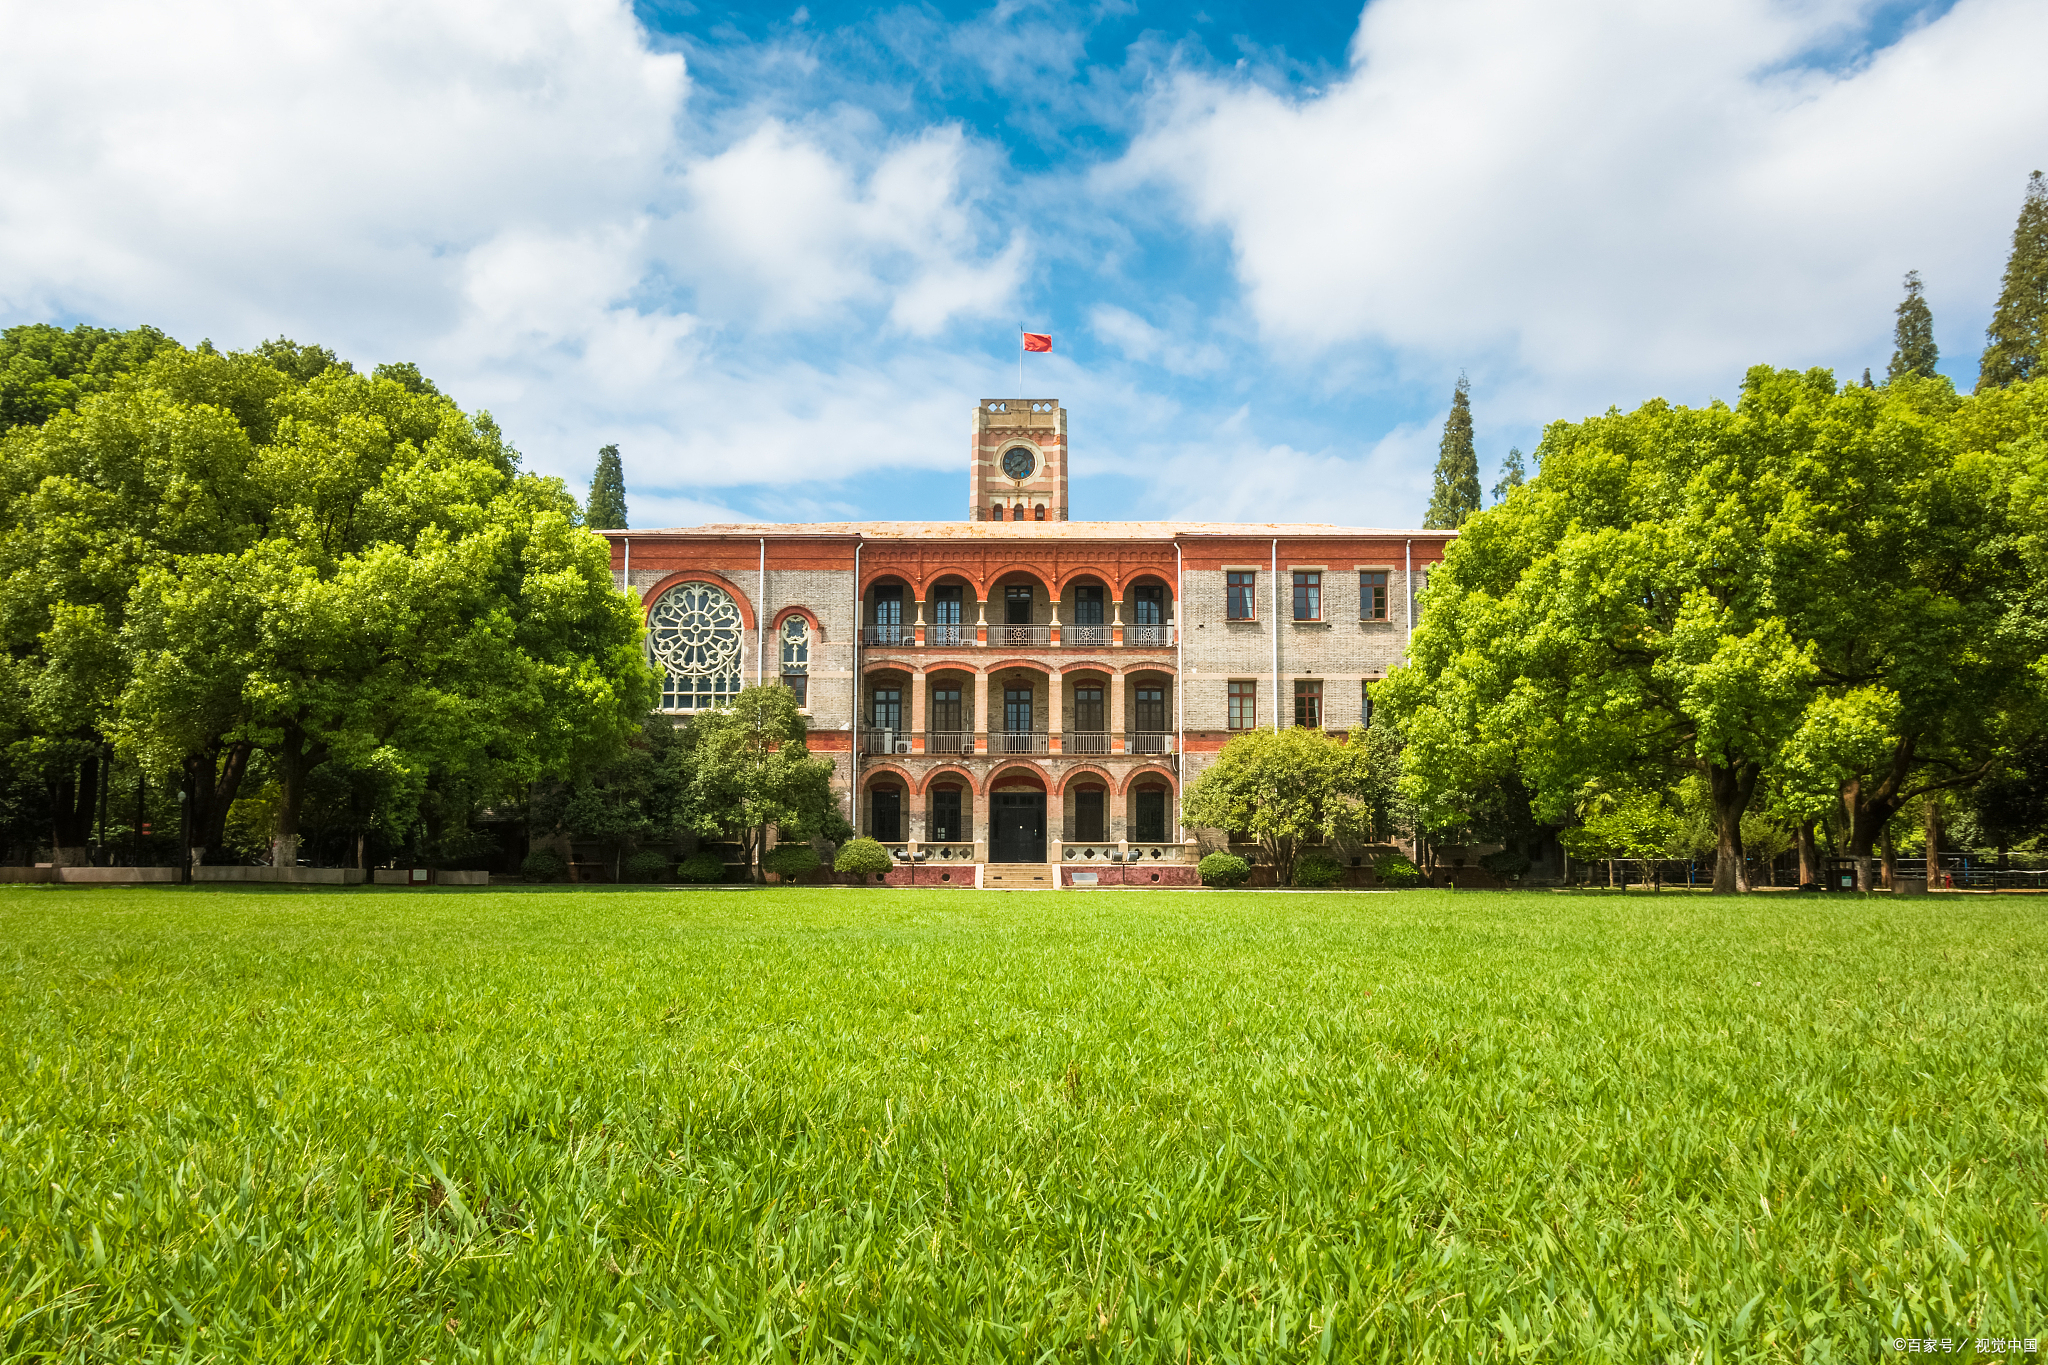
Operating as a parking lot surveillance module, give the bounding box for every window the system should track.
[1226,572,1257,620]
[783,674,807,706]
[1294,680,1322,729]
[1004,687,1034,732]
[1361,680,1374,729]
[931,686,962,733]
[931,787,962,842]
[1133,787,1168,842]
[1292,572,1321,621]
[1134,686,1165,733]
[1074,686,1104,732]
[1132,585,1164,624]
[1033,504,1046,521]
[931,584,964,644]
[1228,680,1256,730]
[648,583,743,711]
[1360,571,1389,621]
[1073,585,1104,625]
[1005,584,1033,625]
[871,787,902,842]
[872,584,903,644]
[872,688,902,733]
[779,616,809,705]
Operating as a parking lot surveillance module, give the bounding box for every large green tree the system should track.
[677,685,848,880]
[1978,171,2048,391]
[1886,270,1938,382]
[588,443,628,530]
[1384,366,2045,893]
[0,323,175,432]
[1424,374,1481,530]
[1180,724,1399,886]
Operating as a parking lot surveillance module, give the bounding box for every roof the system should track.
[606,520,1456,540]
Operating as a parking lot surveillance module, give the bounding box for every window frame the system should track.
[1293,679,1322,729]
[1292,571,1322,622]
[1359,570,1390,621]
[1227,680,1257,731]
[1225,571,1258,621]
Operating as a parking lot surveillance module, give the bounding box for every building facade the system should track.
[606,399,1454,883]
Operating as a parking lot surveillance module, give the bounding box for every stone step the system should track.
[984,864,1056,887]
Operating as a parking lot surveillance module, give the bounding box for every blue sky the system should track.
[2,0,2042,528]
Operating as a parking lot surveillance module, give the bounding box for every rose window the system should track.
[648,583,743,710]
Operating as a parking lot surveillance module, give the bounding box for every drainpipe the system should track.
[621,534,630,591]
[851,537,862,838]
[1404,538,1413,651]
[1270,537,1280,732]
[757,537,766,687]
[1174,539,1184,834]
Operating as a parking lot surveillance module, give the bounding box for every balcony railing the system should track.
[861,622,1175,647]
[1125,623,1174,646]
[1065,623,1111,646]
[992,730,1048,755]
[1064,731,1111,755]
[1126,732,1176,754]
[992,624,1052,647]
[925,730,974,755]
[862,728,913,755]
[926,623,966,646]
[863,625,909,646]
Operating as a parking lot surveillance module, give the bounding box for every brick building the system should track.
[606,399,1454,885]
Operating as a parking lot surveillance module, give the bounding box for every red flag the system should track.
[1021,332,1052,352]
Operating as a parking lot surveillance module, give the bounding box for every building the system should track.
[606,398,1454,884]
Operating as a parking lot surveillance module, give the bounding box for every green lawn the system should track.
[2,886,2043,1362]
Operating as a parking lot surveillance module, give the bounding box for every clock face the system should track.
[1001,447,1034,480]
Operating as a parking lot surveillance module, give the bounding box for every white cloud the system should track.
[1123,0,2048,407]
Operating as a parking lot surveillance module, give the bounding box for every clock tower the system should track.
[969,398,1067,522]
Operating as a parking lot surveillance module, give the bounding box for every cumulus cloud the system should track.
[1123,0,2048,411]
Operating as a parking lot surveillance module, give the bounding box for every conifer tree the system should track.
[1978,170,2048,390]
[587,443,628,529]
[1861,368,1874,389]
[1424,374,1481,529]
[1886,271,1938,382]
[1490,446,1526,504]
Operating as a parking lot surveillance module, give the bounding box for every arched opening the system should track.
[1063,574,1112,647]
[864,575,913,646]
[925,575,975,647]
[1123,574,1175,646]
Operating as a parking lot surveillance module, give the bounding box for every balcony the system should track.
[1064,731,1111,755]
[859,622,1177,649]
[991,624,1052,647]
[863,625,910,646]
[1125,732,1176,754]
[1125,623,1173,646]
[1065,623,1111,647]
[991,730,1049,755]
[862,727,914,755]
[925,623,967,646]
[925,730,974,755]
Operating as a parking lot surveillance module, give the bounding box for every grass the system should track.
[2,886,2044,1362]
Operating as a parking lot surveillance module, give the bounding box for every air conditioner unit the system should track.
[894,740,914,755]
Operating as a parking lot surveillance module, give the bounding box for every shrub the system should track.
[520,847,567,883]
[1199,852,1251,888]
[1292,852,1346,888]
[834,838,895,883]
[1478,848,1531,880]
[675,851,726,884]
[763,843,821,880]
[1372,852,1422,888]
[622,849,673,883]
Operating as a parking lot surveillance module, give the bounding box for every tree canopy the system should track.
[588,443,628,530]
[1424,374,1481,530]
[1887,270,1938,382]
[1978,171,2048,391]
[1180,724,1400,886]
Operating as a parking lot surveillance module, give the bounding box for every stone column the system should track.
[1112,596,1124,647]
[913,597,926,647]
[974,669,991,754]
[910,669,927,753]
[975,594,989,646]
[1046,669,1063,754]
[1048,594,1061,647]
[1110,670,1127,754]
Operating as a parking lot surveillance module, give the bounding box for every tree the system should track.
[677,685,848,880]
[1490,446,1526,505]
[1886,271,1938,382]
[1559,789,1684,888]
[1978,171,2048,391]
[588,443,628,530]
[0,323,174,432]
[1424,374,1481,529]
[1180,724,1398,887]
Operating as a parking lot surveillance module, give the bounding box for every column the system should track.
[975,594,988,646]
[974,669,991,754]
[1047,669,1063,753]
[1110,670,1127,754]
[1048,595,1061,647]
[913,597,926,647]
[1111,596,1124,647]
[910,669,927,753]
[972,786,989,864]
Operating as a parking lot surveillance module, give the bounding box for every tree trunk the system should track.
[185,741,253,867]
[270,725,327,868]
[1795,820,1819,887]
[1880,822,1895,890]
[49,750,102,866]
[1707,761,1760,894]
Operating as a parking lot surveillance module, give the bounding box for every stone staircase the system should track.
[984,863,1056,888]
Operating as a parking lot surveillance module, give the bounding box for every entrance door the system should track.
[991,791,1046,862]
[872,787,902,842]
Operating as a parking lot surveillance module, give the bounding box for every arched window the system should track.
[648,582,743,711]
[780,615,810,706]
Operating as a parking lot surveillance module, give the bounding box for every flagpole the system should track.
[1018,326,1023,393]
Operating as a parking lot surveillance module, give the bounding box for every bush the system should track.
[520,847,567,883]
[1372,852,1422,888]
[1292,852,1346,888]
[1478,848,1531,880]
[763,843,821,880]
[622,849,673,883]
[675,851,726,884]
[1199,852,1251,888]
[834,838,895,883]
